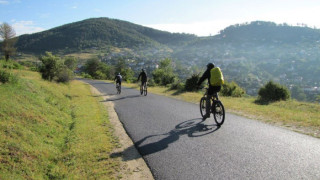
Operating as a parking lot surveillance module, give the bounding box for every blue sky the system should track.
[1,0,320,36]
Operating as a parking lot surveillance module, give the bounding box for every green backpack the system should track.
[210,67,224,86]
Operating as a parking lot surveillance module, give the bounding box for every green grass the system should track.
[0,70,121,179]
[121,82,320,138]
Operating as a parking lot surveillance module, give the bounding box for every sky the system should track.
[1,0,320,37]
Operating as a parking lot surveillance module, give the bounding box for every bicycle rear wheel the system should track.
[140,85,143,95]
[116,84,121,94]
[213,101,225,126]
[144,85,147,96]
[199,97,206,118]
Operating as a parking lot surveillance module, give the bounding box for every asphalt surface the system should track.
[82,79,320,180]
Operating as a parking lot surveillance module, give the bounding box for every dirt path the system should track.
[90,86,154,180]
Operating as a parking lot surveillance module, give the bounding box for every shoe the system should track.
[202,113,210,120]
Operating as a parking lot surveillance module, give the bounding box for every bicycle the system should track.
[116,82,121,94]
[140,81,147,96]
[200,87,225,126]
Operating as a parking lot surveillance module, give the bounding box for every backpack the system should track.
[210,67,224,86]
[116,75,122,82]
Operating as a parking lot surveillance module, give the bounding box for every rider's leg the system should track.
[204,86,216,119]
[205,94,212,117]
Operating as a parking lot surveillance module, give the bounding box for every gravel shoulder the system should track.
[90,86,154,180]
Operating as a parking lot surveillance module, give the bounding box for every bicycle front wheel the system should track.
[199,97,206,118]
[213,101,225,126]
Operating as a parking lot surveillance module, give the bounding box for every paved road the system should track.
[83,79,320,180]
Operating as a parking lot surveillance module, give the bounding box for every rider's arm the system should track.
[197,69,210,86]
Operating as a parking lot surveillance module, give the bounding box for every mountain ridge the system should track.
[5,17,320,100]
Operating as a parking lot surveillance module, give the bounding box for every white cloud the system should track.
[145,20,242,37]
[12,21,45,36]
[0,0,9,4]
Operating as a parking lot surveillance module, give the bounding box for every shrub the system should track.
[151,58,177,86]
[221,81,245,97]
[1,60,22,69]
[0,69,19,84]
[39,52,61,81]
[170,81,184,91]
[81,72,92,79]
[185,74,200,92]
[94,70,106,80]
[147,79,155,87]
[0,69,10,83]
[56,66,73,83]
[257,81,290,102]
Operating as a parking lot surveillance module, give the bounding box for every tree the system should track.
[64,56,77,71]
[0,23,16,61]
[115,58,134,82]
[84,58,114,80]
[152,58,177,86]
[39,52,61,81]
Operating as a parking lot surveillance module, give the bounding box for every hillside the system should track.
[14,17,196,54]
[0,69,122,179]
[172,21,320,98]
[9,18,320,100]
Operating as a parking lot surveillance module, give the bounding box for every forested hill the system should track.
[217,21,320,43]
[15,18,320,54]
[15,17,197,53]
[10,18,320,99]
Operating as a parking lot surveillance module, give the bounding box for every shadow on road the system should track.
[110,118,220,161]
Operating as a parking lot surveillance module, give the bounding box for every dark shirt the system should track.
[138,71,147,82]
[114,75,122,83]
[197,68,211,86]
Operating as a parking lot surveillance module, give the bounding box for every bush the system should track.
[170,81,184,91]
[151,58,177,86]
[0,69,10,83]
[56,67,73,83]
[94,70,106,80]
[257,81,290,102]
[1,60,22,70]
[0,69,19,84]
[147,79,156,87]
[39,52,60,81]
[81,72,92,79]
[221,81,245,97]
[185,74,200,92]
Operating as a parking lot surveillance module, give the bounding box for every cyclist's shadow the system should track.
[110,118,220,161]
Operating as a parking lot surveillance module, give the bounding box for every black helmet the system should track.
[142,68,145,72]
[207,63,214,69]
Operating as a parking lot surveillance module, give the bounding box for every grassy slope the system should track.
[122,82,320,138]
[0,70,120,179]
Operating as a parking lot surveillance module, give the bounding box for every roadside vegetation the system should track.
[0,63,121,179]
[121,81,320,138]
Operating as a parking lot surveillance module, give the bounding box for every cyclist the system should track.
[197,63,222,120]
[137,68,148,89]
[114,72,122,88]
